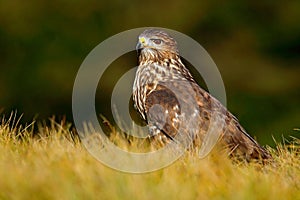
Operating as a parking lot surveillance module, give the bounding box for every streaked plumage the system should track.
[133,29,271,161]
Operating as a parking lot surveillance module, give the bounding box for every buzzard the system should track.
[133,29,271,161]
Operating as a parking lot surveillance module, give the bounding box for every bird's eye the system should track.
[151,39,162,45]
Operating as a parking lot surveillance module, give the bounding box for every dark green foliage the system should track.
[0,1,299,145]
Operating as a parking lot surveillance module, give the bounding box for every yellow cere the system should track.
[139,37,146,44]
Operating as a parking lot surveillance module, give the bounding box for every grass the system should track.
[0,113,299,200]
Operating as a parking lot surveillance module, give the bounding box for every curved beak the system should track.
[136,42,142,51]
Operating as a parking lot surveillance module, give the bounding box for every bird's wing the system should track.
[144,79,270,159]
[144,79,223,154]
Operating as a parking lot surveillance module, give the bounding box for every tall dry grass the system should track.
[0,113,299,200]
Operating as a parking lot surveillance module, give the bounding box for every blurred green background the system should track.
[0,0,299,146]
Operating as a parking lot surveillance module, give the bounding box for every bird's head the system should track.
[136,29,179,62]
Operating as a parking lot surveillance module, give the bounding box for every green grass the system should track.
[0,114,299,200]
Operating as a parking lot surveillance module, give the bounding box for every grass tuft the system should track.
[0,114,299,199]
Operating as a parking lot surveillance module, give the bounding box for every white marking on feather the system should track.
[192,109,199,117]
[173,105,179,111]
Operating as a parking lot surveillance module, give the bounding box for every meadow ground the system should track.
[0,114,299,200]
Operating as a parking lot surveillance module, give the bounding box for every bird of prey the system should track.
[133,29,271,161]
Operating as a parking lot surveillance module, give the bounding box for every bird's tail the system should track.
[221,117,272,162]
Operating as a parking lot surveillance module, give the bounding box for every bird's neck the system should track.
[136,51,195,85]
[138,49,179,65]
